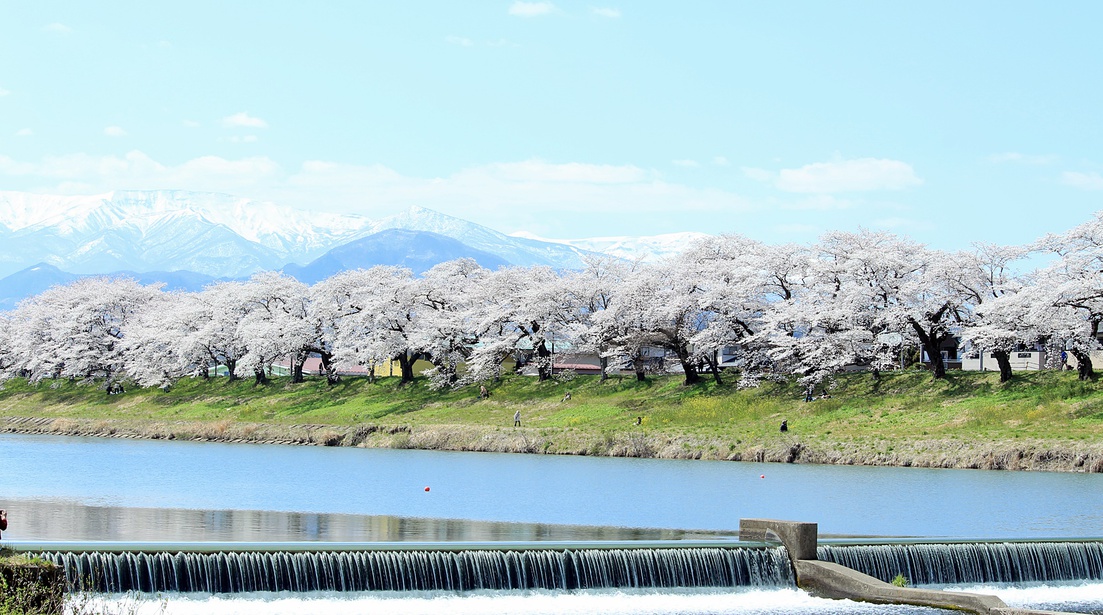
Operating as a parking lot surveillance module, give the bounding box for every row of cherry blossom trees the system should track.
[3,212,1103,390]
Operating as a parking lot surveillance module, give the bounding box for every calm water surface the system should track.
[4,433,1103,540]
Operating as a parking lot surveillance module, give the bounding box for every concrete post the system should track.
[738,518,818,561]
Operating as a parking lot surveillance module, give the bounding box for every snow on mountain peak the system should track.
[508,230,710,262]
[0,190,706,280]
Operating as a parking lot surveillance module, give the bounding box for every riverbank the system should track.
[2,370,1102,472]
[0,549,65,614]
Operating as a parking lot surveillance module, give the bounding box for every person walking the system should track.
[514,410,521,427]
[0,509,7,539]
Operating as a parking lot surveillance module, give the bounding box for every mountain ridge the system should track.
[0,190,709,306]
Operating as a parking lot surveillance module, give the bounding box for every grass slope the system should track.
[1,370,1102,471]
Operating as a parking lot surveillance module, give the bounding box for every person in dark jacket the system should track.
[0,509,7,539]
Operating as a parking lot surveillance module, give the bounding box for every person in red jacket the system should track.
[0,509,7,539]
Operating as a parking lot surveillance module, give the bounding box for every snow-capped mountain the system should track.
[282,229,510,283]
[0,190,704,285]
[367,206,595,270]
[509,231,708,262]
[0,190,373,277]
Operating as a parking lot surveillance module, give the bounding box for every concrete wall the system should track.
[737,518,1074,615]
[961,350,1046,372]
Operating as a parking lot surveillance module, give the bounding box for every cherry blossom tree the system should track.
[950,243,1031,382]
[1031,214,1103,380]
[463,266,568,383]
[601,261,706,385]
[331,266,421,383]
[412,259,489,387]
[560,255,631,381]
[7,277,161,387]
[235,272,312,385]
[306,269,379,384]
[756,231,913,384]
[681,235,808,384]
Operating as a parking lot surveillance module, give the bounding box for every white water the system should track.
[71,587,934,615]
[72,583,1103,615]
[943,581,1103,611]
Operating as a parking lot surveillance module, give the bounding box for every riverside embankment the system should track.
[2,370,1102,472]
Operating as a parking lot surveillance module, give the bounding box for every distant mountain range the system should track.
[0,189,706,307]
[282,229,511,284]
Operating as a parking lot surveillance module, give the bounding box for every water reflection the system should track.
[1,498,738,542]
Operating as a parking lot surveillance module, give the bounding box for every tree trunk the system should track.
[226,359,239,381]
[397,353,415,384]
[431,358,460,386]
[291,356,305,384]
[319,351,341,385]
[599,356,608,382]
[1072,348,1096,381]
[909,321,947,380]
[707,350,723,385]
[535,339,552,382]
[991,349,1013,382]
[253,367,268,386]
[677,354,701,386]
[633,354,647,382]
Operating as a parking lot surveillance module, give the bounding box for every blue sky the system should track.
[1,1,1101,249]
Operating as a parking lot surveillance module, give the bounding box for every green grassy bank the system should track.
[0,550,64,615]
[2,370,1102,472]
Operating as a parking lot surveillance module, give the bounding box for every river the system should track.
[3,433,1103,539]
[3,433,1103,613]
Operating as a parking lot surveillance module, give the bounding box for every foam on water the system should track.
[72,582,1103,615]
[940,581,1103,612]
[69,587,945,615]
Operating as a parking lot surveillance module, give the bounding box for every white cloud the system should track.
[0,151,280,197]
[509,1,555,17]
[672,159,699,168]
[1061,171,1103,191]
[446,35,474,47]
[182,120,201,128]
[0,88,9,97]
[479,160,649,183]
[103,126,127,137]
[592,7,621,18]
[15,128,32,137]
[989,152,1057,165]
[779,195,854,211]
[712,156,729,167]
[43,23,72,35]
[0,152,755,226]
[222,112,269,129]
[752,158,922,193]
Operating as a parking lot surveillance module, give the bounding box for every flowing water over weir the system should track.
[818,541,1103,585]
[37,545,794,593]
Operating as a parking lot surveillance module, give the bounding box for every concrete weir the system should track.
[738,518,1072,615]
